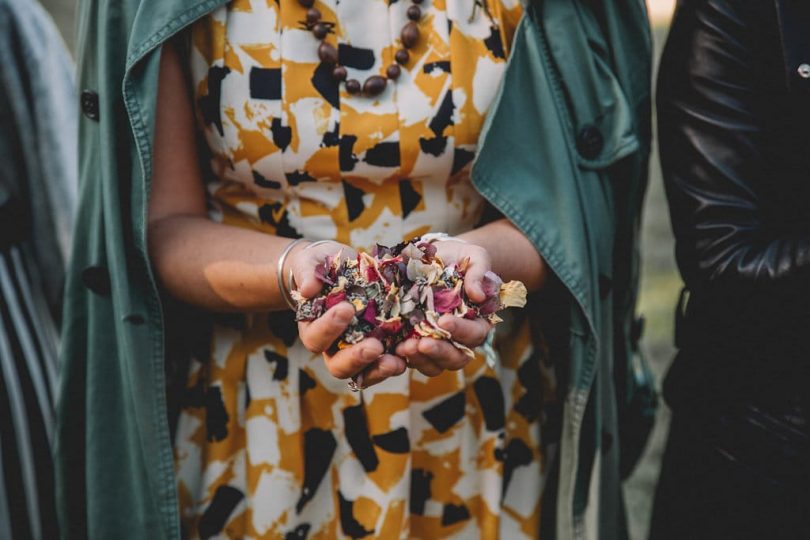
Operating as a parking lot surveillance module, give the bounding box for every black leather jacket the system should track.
[659,0,810,411]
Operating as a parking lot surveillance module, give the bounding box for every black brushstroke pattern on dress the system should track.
[205,386,229,442]
[343,404,380,472]
[198,485,244,539]
[422,392,465,433]
[296,429,337,513]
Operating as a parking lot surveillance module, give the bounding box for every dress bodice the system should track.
[190,0,522,249]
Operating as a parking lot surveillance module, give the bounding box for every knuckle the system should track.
[471,245,490,262]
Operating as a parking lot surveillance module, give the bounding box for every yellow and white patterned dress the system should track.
[174,1,551,538]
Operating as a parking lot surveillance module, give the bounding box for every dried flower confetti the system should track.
[293,238,528,359]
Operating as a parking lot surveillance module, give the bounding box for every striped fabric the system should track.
[0,244,58,539]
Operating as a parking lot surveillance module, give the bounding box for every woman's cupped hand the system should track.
[291,238,492,388]
[291,240,407,388]
[394,239,492,378]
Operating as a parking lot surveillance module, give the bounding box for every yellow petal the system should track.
[499,280,528,308]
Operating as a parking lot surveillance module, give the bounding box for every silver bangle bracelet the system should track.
[303,239,338,251]
[277,238,308,310]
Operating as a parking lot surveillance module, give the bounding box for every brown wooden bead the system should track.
[306,8,321,24]
[332,65,348,81]
[363,75,387,96]
[407,5,421,21]
[386,64,401,80]
[401,22,420,49]
[312,22,329,40]
[318,42,338,64]
[298,0,315,7]
[395,49,410,65]
[345,79,362,94]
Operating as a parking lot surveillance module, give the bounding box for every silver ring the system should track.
[347,372,365,392]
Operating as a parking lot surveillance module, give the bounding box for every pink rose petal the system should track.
[433,287,462,314]
[363,299,378,325]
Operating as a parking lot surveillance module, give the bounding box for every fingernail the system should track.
[441,319,456,333]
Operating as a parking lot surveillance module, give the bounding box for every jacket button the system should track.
[798,64,810,79]
[81,266,111,296]
[80,90,100,121]
[577,125,603,160]
[123,313,145,325]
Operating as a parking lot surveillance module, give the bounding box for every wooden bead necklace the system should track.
[298,0,424,97]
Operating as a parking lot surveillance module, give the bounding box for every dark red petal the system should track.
[325,290,347,309]
[478,296,501,316]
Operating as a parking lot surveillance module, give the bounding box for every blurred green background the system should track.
[39,0,680,538]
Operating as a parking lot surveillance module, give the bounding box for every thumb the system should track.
[295,271,323,299]
[291,254,325,299]
[463,261,488,304]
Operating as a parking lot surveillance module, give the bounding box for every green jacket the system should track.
[57,0,652,538]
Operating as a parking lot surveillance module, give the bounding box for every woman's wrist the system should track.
[454,220,547,292]
[420,232,469,245]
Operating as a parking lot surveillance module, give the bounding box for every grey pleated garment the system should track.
[0,245,60,540]
[0,0,77,536]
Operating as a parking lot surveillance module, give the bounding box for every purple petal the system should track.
[478,295,501,316]
[314,261,335,285]
[409,310,426,326]
[418,241,437,260]
[481,271,503,298]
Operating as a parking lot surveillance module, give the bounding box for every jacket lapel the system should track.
[126,0,228,69]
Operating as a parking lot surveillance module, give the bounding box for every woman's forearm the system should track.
[458,218,547,292]
[148,215,303,312]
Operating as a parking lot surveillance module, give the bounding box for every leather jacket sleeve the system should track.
[658,0,810,294]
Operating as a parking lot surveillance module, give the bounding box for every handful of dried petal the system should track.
[292,238,528,358]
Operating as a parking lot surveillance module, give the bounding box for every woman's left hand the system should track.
[395,239,493,377]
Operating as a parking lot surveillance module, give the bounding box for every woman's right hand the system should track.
[289,240,407,389]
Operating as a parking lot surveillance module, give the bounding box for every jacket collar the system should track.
[126,0,227,69]
[775,0,810,93]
